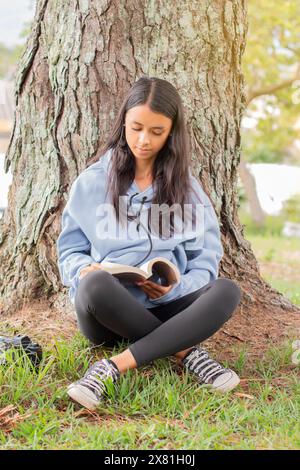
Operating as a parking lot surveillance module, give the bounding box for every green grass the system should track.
[240,208,300,307]
[245,234,300,306]
[263,278,300,306]
[0,333,300,450]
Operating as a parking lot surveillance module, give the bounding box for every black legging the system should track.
[74,270,241,367]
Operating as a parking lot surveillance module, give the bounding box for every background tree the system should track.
[0,0,299,352]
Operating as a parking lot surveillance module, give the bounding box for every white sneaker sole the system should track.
[67,384,101,410]
[210,370,240,392]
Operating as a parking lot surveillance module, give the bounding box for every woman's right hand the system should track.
[79,263,102,280]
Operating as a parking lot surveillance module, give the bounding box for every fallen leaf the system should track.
[0,405,32,432]
[234,392,255,400]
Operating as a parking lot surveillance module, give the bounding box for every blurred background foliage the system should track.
[242,0,300,166]
[0,20,32,79]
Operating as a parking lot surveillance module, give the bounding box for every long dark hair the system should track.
[86,76,194,238]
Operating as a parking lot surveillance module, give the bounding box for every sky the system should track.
[0,0,35,48]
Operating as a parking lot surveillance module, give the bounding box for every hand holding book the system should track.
[134,279,173,300]
[79,263,103,280]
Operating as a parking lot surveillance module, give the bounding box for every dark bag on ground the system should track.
[0,334,43,368]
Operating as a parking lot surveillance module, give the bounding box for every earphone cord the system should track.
[126,192,153,267]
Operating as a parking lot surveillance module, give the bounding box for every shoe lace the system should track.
[184,348,229,384]
[80,361,118,399]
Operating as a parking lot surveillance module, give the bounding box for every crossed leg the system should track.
[74,270,241,373]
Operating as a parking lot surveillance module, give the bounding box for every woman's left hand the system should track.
[135,280,173,299]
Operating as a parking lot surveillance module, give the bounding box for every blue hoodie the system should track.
[56,148,224,310]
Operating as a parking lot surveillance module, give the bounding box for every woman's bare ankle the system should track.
[173,347,194,365]
[110,348,137,374]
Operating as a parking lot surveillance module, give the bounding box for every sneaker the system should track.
[67,358,120,410]
[182,346,240,392]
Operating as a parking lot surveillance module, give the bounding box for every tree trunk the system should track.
[0,0,298,341]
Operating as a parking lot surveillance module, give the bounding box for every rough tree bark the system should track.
[0,0,299,343]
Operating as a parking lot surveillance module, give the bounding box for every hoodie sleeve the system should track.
[148,177,224,305]
[56,174,95,292]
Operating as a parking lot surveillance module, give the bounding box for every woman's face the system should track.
[124,104,173,165]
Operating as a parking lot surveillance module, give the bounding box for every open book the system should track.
[99,257,180,286]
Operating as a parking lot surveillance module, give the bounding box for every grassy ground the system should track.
[240,210,300,307]
[247,234,300,307]
[0,334,299,449]
[0,216,299,449]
